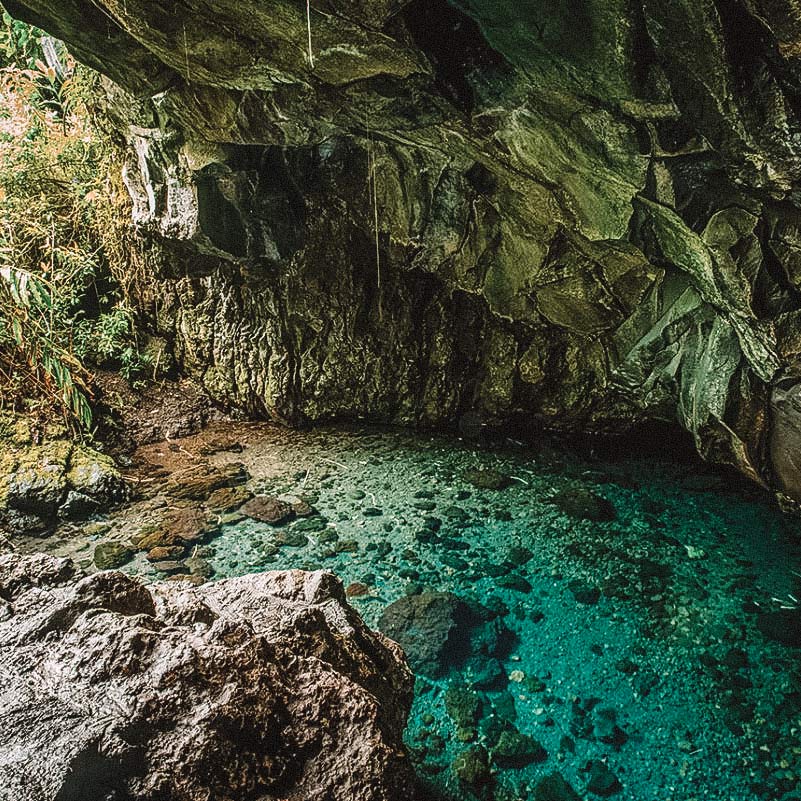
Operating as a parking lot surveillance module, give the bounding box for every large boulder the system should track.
[0,439,128,532]
[0,553,416,801]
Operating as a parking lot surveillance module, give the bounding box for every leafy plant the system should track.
[0,11,41,69]
[0,16,148,432]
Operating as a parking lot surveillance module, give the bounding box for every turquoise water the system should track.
[52,426,801,799]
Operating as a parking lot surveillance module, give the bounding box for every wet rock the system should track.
[165,461,248,501]
[152,560,189,574]
[0,441,70,519]
[586,760,622,797]
[506,545,533,566]
[293,515,329,533]
[1,440,125,530]
[0,553,416,801]
[464,469,512,491]
[291,500,315,517]
[496,575,532,594]
[491,727,547,768]
[569,580,601,605]
[66,446,129,507]
[93,542,134,570]
[550,488,616,522]
[273,529,309,547]
[58,491,100,519]
[534,772,581,801]
[346,582,370,597]
[241,495,294,525]
[205,484,252,514]
[133,506,218,550]
[591,708,628,747]
[146,545,186,562]
[184,556,214,578]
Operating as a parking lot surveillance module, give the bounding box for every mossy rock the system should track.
[444,685,482,729]
[94,542,134,571]
[0,441,72,519]
[491,727,547,768]
[452,746,492,792]
[67,445,128,505]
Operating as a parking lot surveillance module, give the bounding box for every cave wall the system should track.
[9,0,801,499]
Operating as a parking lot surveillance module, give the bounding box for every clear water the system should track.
[48,426,801,800]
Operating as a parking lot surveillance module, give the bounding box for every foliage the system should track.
[0,20,148,433]
[0,10,41,68]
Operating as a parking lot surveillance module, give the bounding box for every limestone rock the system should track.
[0,441,128,531]
[12,0,801,500]
[0,553,416,801]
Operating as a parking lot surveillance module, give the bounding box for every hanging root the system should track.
[306,0,315,68]
[366,124,382,319]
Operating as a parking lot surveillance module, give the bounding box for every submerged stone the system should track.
[491,727,547,768]
[377,591,512,678]
[550,488,616,522]
[241,496,294,525]
[464,469,512,491]
[93,542,133,571]
[534,772,581,801]
[586,760,622,797]
[452,746,492,792]
[757,609,801,647]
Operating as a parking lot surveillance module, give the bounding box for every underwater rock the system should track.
[377,591,512,679]
[586,760,622,797]
[0,553,416,801]
[491,727,547,768]
[464,469,513,491]
[444,685,482,730]
[549,488,617,522]
[452,746,492,794]
[534,772,582,801]
[378,592,464,676]
[165,462,248,501]
[132,505,219,551]
[241,495,295,525]
[93,541,134,571]
[757,608,801,647]
[204,483,253,514]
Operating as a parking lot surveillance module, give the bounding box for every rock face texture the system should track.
[8,0,801,497]
[0,416,129,534]
[0,553,415,801]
